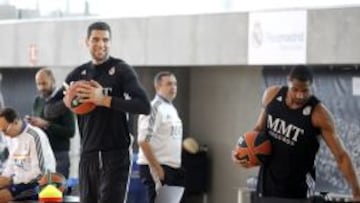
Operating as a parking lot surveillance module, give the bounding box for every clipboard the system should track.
[155,185,184,203]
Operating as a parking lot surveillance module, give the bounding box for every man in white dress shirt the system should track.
[0,107,55,202]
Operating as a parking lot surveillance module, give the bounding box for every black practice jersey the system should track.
[258,86,321,198]
[63,57,150,154]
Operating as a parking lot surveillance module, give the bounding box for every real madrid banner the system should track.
[248,10,307,65]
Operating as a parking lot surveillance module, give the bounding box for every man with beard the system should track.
[26,68,75,178]
[44,21,150,203]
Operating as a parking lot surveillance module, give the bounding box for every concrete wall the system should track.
[3,7,360,67]
[307,7,360,64]
[189,66,262,203]
[0,5,16,19]
[0,13,248,67]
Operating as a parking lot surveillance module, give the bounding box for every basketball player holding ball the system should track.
[45,21,151,203]
[232,66,360,201]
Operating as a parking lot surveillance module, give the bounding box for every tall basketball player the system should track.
[233,66,360,201]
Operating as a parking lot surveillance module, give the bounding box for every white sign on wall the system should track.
[248,10,307,65]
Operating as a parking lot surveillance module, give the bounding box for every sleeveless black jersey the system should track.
[257,86,321,198]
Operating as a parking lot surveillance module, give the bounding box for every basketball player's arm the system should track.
[110,65,150,114]
[233,86,279,167]
[253,86,280,132]
[78,65,150,114]
[313,104,360,200]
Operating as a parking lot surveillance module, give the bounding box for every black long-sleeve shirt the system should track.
[46,57,150,154]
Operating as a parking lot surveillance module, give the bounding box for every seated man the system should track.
[0,107,56,202]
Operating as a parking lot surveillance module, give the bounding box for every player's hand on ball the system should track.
[231,150,241,164]
[63,81,73,108]
[238,159,250,168]
[62,81,74,95]
[76,80,106,106]
[232,150,250,168]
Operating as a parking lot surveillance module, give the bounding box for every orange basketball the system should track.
[64,80,96,115]
[38,172,67,192]
[235,131,272,167]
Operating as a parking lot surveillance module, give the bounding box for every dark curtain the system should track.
[0,68,39,117]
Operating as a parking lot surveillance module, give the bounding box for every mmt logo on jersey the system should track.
[267,114,304,145]
[170,124,182,139]
[102,87,112,96]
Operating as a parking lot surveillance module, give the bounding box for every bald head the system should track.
[35,68,55,98]
[36,68,55,81]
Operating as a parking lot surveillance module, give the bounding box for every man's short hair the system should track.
[154,71,174,86]
[87,21,111,39]
[288,65,313,84]
[0,107,18,123]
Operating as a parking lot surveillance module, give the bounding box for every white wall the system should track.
[307,7,360,64]
[0,13,248,67]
